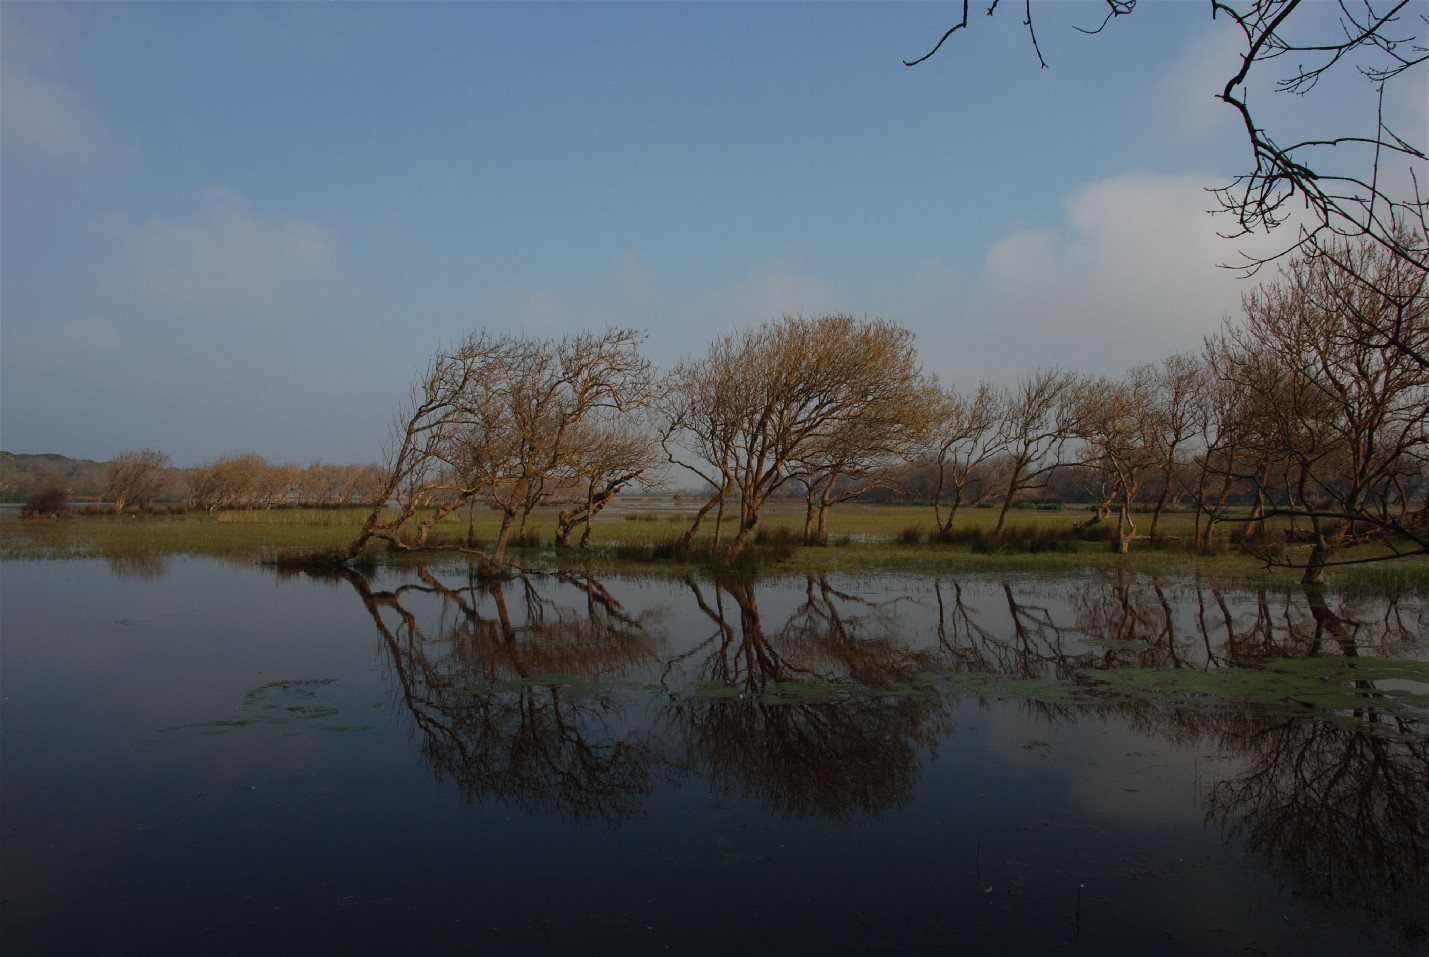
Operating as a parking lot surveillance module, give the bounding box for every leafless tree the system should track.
[349,329,656,571]
[106,448,172,512]
[1300,227,1429,368]
[923,382,1001,537]
[988,368,1080,534]
[345,344,493,559]
[435,329,656,570]
[1208,237,1429,580]
[789,375,936,545]
[1143,353,1210,543]
[906,0,1429,274]
[184,453,290,510]
[1070,374,1159,552]
[661,314,930,561]
[554,415,664,548]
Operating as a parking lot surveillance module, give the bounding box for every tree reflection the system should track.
[309,562,1426,931]
[1206,585,1428,944]
[330,566,663,823]
[1207,714,1428,942]
[661,575,953,820]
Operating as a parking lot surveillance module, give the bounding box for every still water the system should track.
[2,558,1425,955]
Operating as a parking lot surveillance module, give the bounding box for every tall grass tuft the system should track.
[942,525,1074,554]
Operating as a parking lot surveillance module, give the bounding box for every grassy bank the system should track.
[2,500,1425,594]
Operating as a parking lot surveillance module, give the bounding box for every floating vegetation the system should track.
[161,677,375,735]
[1077,657,1429,735]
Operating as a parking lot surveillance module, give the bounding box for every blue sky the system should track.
[3,1,1424,466]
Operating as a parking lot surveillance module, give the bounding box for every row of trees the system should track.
[349,234,1426,582]
[913,235,1428,578]
[89,450,388,512]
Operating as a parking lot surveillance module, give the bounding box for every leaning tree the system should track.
[346,328,656,573]
[661,314,931,562]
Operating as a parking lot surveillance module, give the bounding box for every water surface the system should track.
[2,558,1425,955]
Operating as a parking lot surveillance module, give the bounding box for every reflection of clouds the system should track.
[978,703,1234,829]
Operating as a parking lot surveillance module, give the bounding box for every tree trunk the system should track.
[489,508,519,571]
[1113,499,1135,554]
[554,510,575,547]
[725,519,757,562]
[1148,484,1171,544]
[1301,536,1331,584]
[994,495,1014,535]
[675,490,723,557]
[415,496,468,545]
[814,502,830,546]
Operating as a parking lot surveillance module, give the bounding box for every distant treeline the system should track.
[1,451,386,509]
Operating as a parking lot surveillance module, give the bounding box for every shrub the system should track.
[21,485,71,518]
[940,524,1074,554]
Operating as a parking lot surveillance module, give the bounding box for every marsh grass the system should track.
[4,500,1425,594]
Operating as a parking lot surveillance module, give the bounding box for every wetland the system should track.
[2,554,1426,955]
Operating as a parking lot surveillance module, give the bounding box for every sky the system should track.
[2,1,1425,467]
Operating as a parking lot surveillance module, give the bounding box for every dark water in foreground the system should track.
[1,558,1426,956]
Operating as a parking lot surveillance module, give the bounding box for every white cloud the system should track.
[0,6,127,168]
[1155,22,1245,144]
[109,190,341,324]
[945,171,1270,387]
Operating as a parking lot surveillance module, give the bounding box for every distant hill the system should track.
[0,451,112,502]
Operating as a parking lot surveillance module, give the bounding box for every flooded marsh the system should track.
[1,558,1426,955]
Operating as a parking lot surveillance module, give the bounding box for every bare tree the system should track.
[906,1,1429,273]
[434,329,656,570]
[924,382,1001,537]
[789,373,936,545]
[347,329,656,571]
[106,448,172,512]
[1301,227,1429,368]
[345,344,492,559]
[1209,237,1429,580]
[185,454,297,510]
[1143,353,1210,543]
[1070,373,1159,553]
[554,415,664,548]
[988,368,1079,534]
[662,314,930,561]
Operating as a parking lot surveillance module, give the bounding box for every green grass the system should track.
[3,500,1425,595]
